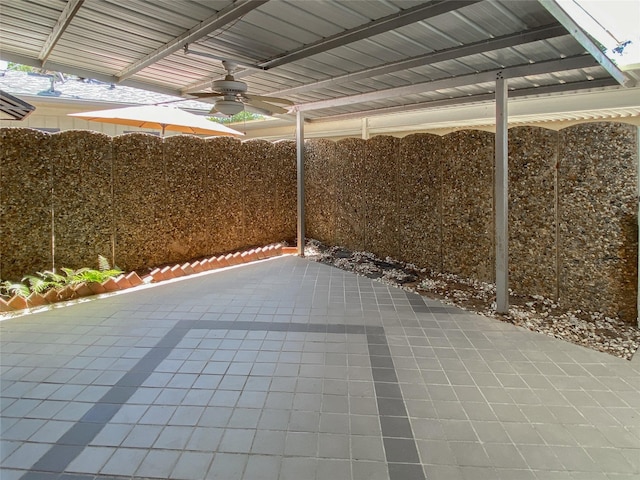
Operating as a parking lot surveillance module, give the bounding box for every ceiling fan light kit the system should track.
[214,98,245,116]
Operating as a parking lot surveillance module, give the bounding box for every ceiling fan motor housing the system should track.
[212,78,248,95]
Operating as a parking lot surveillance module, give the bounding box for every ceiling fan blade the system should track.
[189,92,224,99]
[245,98,288,115]
[244,94,293,106]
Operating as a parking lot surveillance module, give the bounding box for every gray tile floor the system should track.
[1,256,639,480]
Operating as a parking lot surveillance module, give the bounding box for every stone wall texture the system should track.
[0,123,637,322]
[273,140,297,243]
[242,140,278,248]
[301,124,638,322]
[112,134,166,271]
[364,136,400,259]
[508,127,558,299]
[305,139,337,244]
[558,123,638,322]
[0,129,296,278]
[207,137,244,255]
[0,129,53,279]
[334,138,366,251]
[163,136,210,264]
[441,130,495,283]
[398,133,442,271]
[51,131,113,270]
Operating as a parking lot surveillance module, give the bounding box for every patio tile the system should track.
[153,425,194,450]
[66,446,115,473]
[172,451,215,479]
[280,457,318,480]
[99,447,147,476]
[185,426,224,451]
[251,429,286,454]
[136,448,181,477]
[2,442,53,469]
[120,424,163,448]
[206,453,249,479]
[1,256,639,479]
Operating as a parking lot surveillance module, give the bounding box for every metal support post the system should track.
[362,117,370,139]
[495,75,509,313]
[296,110,305,257]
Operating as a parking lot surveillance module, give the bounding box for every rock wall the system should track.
[558,123,638,322]
[364,136,400,259]
[50,131,113,270]
[273,140,297,243]
[303,123,638,322]
[112,134,166,271]
[163,136,211,264]
[242,140,278,248]
[0,129,296,279]
[0,123,637,322]
[441,130,495,283]
[305,139,336,244]
[207,137,244,254]
[508,127,558,299]
[334,138,367,251]
[398,134,442,271]
[0,129,53,279]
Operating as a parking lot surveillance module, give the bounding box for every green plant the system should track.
[209,110,264,124]
[0,281,30,298]
[7,62,37,72]
[22,271,66,294]
[0,255,123,298]
[59,255,123,285]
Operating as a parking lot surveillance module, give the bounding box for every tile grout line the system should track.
[21,319,427,480]
[367,326,427,480]
[25,323,190,478]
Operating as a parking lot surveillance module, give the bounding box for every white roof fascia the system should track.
[538,0,634,87]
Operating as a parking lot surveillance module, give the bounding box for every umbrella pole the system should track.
[161,124,166,137]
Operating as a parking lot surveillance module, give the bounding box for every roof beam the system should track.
[38,0,85,66]
[117,0,268,80]
[307,77,618,123]
[257,0,482,69]
[538,0,633,86]
[293,55,600,112]
[270,23,567,97]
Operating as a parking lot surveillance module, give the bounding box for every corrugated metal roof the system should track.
[0,0,636,126]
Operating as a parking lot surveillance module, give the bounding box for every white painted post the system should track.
[362,117,370,139]
[495,74,509,314]
[296,110,305,257]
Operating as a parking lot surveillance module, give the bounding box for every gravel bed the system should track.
[305,239,640,361]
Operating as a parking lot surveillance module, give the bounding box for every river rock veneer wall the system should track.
[304,123,638,323]
[1,130,296,278]
[1,123,637,322]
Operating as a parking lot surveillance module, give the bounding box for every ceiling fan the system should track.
[189,60,293,117]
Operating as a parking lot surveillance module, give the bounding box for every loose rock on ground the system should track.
[304,239,640,361]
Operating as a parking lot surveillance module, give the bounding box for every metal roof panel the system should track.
[0,0,632,125]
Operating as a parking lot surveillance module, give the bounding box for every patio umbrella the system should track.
[68,104,242,137]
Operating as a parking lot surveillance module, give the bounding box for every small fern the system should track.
[1,255,124,298]
[98,254,111,272]
[1,280,30,298]
[22,274,63,294]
